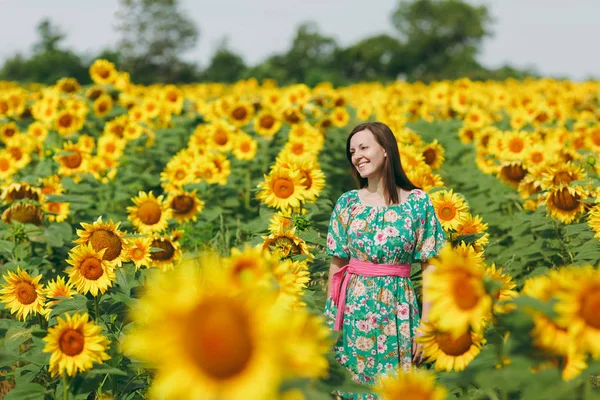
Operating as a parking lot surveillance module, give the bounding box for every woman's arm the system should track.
[326,256,350,299]
[419,261,435,323]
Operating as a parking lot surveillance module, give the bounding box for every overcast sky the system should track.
[1,0,598,80]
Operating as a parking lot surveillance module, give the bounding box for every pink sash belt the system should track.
[331,258,411,331]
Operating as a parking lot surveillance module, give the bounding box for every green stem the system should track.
[94,295,100,324]
[63,374,69,400]
[245,166,251,210]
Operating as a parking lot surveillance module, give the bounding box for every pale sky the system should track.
[0,0,598,80]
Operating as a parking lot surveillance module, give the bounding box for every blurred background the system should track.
[0,0,598,85]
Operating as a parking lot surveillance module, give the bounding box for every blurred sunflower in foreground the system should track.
[122,253,331,400]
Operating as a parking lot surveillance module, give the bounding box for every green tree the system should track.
[115,0,200,83]
[201,39,247,83]
[0,19,88,84]
[391,0,492,80]
[334,34,405,82]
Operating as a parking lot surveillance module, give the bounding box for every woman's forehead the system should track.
[349,129,375,146]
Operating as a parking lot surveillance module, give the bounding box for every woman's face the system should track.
[349,129,387,179]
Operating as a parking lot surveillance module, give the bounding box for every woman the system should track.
[324,122,445,399]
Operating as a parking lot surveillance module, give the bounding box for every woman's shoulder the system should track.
[333,189,359,207]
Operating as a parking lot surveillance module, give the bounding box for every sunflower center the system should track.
[531,152,544,163]
[16,281,37,305]
[552,188,580,211]
[260,115,275,129]
[436,331,473,356]
[291,143,304,155]
[59,329,85,356]
[232,259,259,276]
[508,139,524,153]
[0,158,10,172]
[58,114,73,128]
[553,172,573,185]
[272,178,294,199]
[580,290,600,329]
[9,147,22,160]
[89,230,122,261]
[98,68,110,79]
[439,205,456,220]
[214,130,229,146]
[423,148,437,165]
[150,239,175,261]
[80,257,104,280]
[186,300,254,380]
[131,247,145,260]
[502,164,527,183]
[231,107,247,121]
[137,201,162,225]
[320,118,332,129]
[240,141,252,152]
[172,195,194,214]
[453,278,480,310]
[63,151,83,169]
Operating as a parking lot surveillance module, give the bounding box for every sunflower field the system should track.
[0,60,599,400]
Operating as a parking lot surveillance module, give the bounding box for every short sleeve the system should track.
[412,193,446,263]
[326,193,350,259]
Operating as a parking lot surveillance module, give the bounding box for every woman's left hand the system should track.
[412,326,426,365]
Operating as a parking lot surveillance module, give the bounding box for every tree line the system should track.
[0,0,542,86]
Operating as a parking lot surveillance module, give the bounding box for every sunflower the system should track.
[93,94,114,118]
[484,264,517,313]
[261,230,313,262]
[2,202,44,225]
[97,133,126,159]
[1,182,42,204]
[256,167,307,210]
[272,259,311,308]
[0,150,17,180]
[149,234,181,271]
[206,152,232,186]
[228,100,254,127]
[66,244,116,296]
[224,246,276,288]
[430,189,469,231]
[54,110,84,137]
[561,350,588,382]
[127,191,172,234]
[497,161,529,188]
[0,122,19,143]
[500,130,531,161]
[121,254,287,400]
[280,139,319,163]
[375,368,447,400]
[126,236,153,269]
[54,141,91,177]
[268,211,295,234]
[0,267,46,321]
[422,140,445,170]
[587,205,600,239]
[208,120,236,152]
[281,105,304,125]
[406,166,444,193]
[232,132,258,161]
[43,201,70,223]
[425,245,491,336]
[43,313,110,377]
[540,162,586,190]
[167,189,205,224]
[56,77,81,94]
[74,217,129,267]
[417,321,485,372]
[162,84,184,114]
[454,214,489,253]
[89,59,117,85]
[44,276,76,306]
[555,265,600,357]
[160,157,195,190]
[330,107,350,128]
[254,109,282,138]
[545,185,587,224]
[275,157,325,203]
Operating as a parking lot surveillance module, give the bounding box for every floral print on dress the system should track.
[324,189,445,400]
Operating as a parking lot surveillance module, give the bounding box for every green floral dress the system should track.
[324,189,445,400]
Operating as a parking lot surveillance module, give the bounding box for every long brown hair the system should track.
[346,122,419,205]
